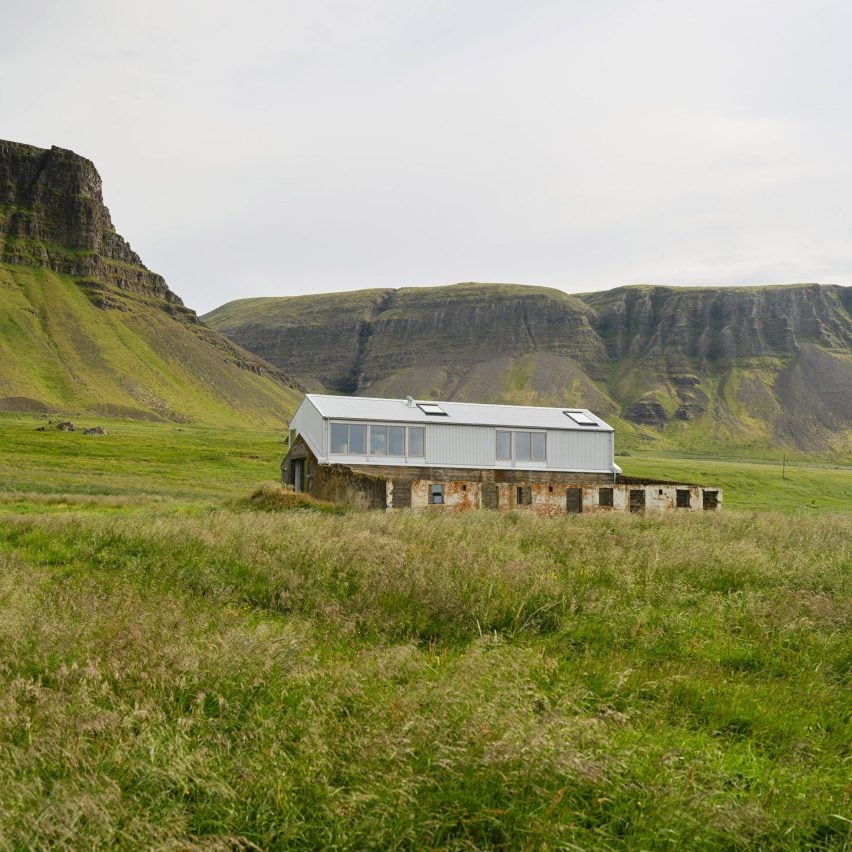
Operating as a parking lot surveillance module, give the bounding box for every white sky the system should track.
[3,0,851,313]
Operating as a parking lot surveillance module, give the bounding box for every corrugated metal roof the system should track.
[305,394,614,432]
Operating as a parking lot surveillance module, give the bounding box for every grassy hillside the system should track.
[0,417,849,848]
[0,263,301,427]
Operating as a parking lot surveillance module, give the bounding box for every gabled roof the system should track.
[303,394,614,432]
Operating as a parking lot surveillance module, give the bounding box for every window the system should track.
[703,490,719,511]
[417,402,448,416]
[330,423,366,454]
[430,484,444,504]
[599,487,614,507]
[333,422,422,457]
[496,430,511,460]
[408,426,425,456]
[370,425,387,455]
[331,422,347,454]
[564,410,598,427]
[516,486,532,505]
[388,426,405,456]
[676,489,691,508]
[496,430,546,462]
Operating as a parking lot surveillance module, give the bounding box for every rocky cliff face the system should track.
[0,140,181,305]
[0,139,303,425]
[205,281,852,454]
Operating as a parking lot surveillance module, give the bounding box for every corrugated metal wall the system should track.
[546,429,612,471]
[291,398,325,456]
[422,423,612,471]
[426,424,494,467]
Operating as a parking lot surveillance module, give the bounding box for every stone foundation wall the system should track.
[282,443,721,513]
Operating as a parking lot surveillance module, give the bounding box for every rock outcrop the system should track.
[0,140,181,304]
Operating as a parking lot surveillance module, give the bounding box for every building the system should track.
[282,394,722,513]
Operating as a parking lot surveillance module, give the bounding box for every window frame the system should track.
[496,429,547,463]
[496,430,512,460]
[329,421,426,459]
[429,483,444,505]
[407,426,425,457]
[370,424,388,455]
[330,422,367,455]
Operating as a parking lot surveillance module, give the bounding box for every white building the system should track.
[284,394,721,513]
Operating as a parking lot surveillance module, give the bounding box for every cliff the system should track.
[0,140,302,426]
[205,282,852,455]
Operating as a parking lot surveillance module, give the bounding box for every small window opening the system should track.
[548,485,553,493]
[703,490,719,511]
[676,489,691,508]
[461,484,467,492]
[516,486,532,506]
[430,484,444,505]
[599,487,614,508]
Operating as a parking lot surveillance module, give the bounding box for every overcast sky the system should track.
[3,0,852,313]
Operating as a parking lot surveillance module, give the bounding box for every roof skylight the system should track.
[564,410,598,426]
[417,402,449,416]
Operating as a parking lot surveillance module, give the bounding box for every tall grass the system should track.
[0,508,849,849]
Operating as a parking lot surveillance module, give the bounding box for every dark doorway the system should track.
[599,487,614,508]
[703,490,719,510]
[566,487,582,514]
[482,483,499,509]
[293,459,306,493]
[629,489,645,513]
[676,489,691,508]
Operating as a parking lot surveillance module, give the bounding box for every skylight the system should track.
[417,402,448,416]
[564,410,598,426]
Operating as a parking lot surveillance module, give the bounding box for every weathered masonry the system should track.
[282,395,722,513]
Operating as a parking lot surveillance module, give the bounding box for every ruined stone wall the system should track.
[403,478,721,514]
[282,438,387,509]
[282,445,721,514]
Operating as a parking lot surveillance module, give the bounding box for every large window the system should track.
[330,422,425,457]
[496,430,546,462]
[369,424,407,455]
[496,430,511,460]
[330,423,366,454]
[408,426,424,457]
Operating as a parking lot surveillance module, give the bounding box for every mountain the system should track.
[204,282,852,456]
[0,140,302,426]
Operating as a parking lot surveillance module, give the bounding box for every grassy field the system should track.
[0,414,850,849]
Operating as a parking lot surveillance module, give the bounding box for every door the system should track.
[293,459,305,493]
[629,489,645,513]
[566,487,582,514]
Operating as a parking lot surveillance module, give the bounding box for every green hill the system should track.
[0,140,302,427]
[205,281,852,457]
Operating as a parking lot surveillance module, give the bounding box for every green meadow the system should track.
[0,413,850,849]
